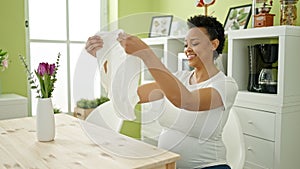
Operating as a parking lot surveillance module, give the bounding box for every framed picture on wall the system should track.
[149,15,173,38]
[224,4,252,33]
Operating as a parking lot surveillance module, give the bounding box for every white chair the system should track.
[222,108,246,169]
[85,101,123,132]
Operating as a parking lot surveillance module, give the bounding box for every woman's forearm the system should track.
[140,50,197,110]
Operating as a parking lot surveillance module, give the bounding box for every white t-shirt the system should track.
[157,70,238,169]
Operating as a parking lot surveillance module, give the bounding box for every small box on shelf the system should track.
[254,13,275,27]
[74,96,110,120]
[73,107,94,120]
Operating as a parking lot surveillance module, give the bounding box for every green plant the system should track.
[53,107,62,114]
[96,97,110,105]
[76,96,110,109]
[0,49,9,71]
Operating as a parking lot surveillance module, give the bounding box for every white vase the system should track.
[36,98,55,142]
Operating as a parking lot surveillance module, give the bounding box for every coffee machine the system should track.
[248,43,278,94]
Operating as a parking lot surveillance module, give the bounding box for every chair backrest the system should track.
[85,101,123,132]
[222,108,245,169]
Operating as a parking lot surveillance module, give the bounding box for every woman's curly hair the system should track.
[187,15,225,55]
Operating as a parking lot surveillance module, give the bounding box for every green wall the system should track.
[0,0,27,97]
[117,0,300,36]
[152,0,252,24]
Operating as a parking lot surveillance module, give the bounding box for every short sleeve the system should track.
[209,76,238,109]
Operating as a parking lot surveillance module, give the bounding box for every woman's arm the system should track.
[137,82,164,103]
[119,34,223,111]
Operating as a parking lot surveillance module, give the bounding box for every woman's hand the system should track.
[117,32,151,59]
[85,35,104,57]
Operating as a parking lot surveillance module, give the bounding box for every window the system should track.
[26,0,107,115]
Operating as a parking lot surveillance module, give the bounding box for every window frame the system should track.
[25,0,108,115]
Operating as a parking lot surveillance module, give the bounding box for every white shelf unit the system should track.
[227,26,300,169]
[141,36,185,145]
[0,93,28,120]
[141,36,185,83]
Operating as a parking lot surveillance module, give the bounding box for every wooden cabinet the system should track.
[0,93,28,120]
[227,26,300,169]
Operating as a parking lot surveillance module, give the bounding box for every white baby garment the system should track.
[95,29,141,120]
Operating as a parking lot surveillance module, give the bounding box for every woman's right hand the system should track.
[117,32,151,59]
[85,35,104,57]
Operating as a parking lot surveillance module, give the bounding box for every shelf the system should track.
[228,25,300,39]
[0,93,28,120]
[141,36,185,83]
[234,91,280,112]
[228,25,300,169]
[228,26,300,108]
[227,26,300,169]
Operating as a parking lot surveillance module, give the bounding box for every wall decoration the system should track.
[149,15,173,38]
[224,4,252,33]
[195,0,216,16]
[253,0,275,27]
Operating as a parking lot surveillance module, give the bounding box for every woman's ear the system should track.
[211,39,219,51]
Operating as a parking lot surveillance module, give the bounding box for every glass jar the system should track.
[280,0,298,25]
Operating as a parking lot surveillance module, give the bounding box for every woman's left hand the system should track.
[85,35,103,57]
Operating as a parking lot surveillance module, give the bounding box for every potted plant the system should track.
[74,96,109,120]
[19,53,61,142]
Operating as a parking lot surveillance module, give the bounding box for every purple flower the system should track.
[37,62,48,76]
[2,59,8,68]
[37,63,56,76]
[0,49,9,71]
[1,59,9,71]
[49,63,56,75]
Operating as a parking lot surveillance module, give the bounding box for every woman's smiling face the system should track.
[184,27,216,68]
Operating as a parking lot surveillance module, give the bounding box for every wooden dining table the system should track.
[0,114,180,169]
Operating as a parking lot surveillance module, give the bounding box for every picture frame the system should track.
[178,53,194,71]
[170,20,188,37]
[224,4,252,33]
[149,15,173,38]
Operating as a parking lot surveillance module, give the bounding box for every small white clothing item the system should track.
[95,29,141,120]
[156,70,238,169]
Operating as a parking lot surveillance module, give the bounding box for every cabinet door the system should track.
[244,135,275,169]
[235,106,275,141]
[0,105,27,120]
[0,94,28,120]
